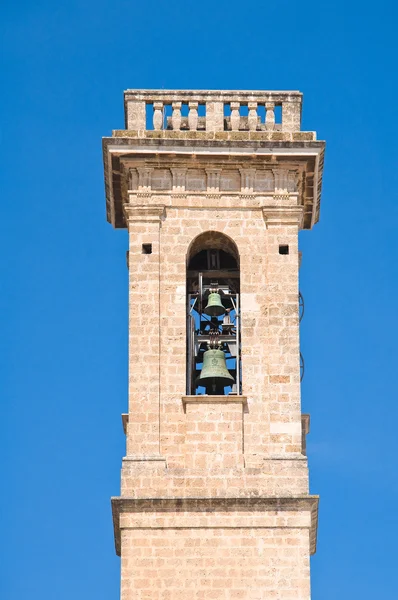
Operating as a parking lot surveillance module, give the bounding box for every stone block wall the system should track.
[117,499,315,600]
[124,199,304,471]
[183,398,244,469]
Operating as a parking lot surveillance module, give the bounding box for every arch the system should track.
[186,231,240,268]
[186,230,241,396]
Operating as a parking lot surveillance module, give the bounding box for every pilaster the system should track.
[124,205,165,458]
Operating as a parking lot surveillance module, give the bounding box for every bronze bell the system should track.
[196,347,235,389]
[204,292,225,316]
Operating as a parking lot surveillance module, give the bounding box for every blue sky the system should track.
[1,1,398,598]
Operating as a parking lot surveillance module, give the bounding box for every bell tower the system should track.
[103,89,325,600]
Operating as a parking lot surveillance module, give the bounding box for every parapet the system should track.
[122,89,310,139]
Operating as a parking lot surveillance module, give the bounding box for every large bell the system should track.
[196,348,235,388]
[204,292,225,316]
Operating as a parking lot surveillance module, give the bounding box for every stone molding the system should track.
[123,204,165,223]
[122,456,167,463]
[111,495,319,557]
[262,206,304,226]
[182,394,247,403]
[182,395,247,412]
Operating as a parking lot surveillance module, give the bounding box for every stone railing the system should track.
[124,90,302,134]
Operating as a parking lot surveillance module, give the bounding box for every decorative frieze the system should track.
[272,168,299,193]
[186,168,206,191]
[255,169,274,192]
[137,167,153,191]
[127,165,300,198]
[288,170,299,191]
[128,168,138,190]
[151,168,172,191]
[220,169,241,192]
[171,168,186,191]
[206,168,221,192]
[240,168,256,194]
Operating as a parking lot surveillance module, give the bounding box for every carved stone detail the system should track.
[273,168,290,192]
[266,102,275,131]
[273,194,290,201]
[171,102,182,131]
[128,168,138,190]
[188,102,199,131]
[124,204,165,224]
[206,169,221,192]
[153,102,163,130]
[248,102,258,131]
[230,102,240,131]
[262,206,303,226]
[288,170,298,192]
[171,168,186,191]
[137,167,153,191]
[255,169,274,192]
[240,168,256,193]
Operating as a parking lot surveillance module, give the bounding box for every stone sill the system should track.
[182,395,247,410]
[112,129,317,142]
[122,455,166,463]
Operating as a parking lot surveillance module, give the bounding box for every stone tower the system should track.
[103,89,325,600]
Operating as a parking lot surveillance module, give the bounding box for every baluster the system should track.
[265,102,275,131]
[171,102,182,130]
[153,102,163,130]
[188,101,198,130]
[230,102,240,131]
[248,102,258,131]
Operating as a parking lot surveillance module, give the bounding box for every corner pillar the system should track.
[262,206,304,457]
[123,205,165,457]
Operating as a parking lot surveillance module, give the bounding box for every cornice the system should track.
[111,495,319,557]
[103,136,324,229]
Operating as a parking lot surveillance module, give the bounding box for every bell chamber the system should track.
[186,233,241,396]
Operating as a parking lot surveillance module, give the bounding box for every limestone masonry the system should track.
[103,89,325,600]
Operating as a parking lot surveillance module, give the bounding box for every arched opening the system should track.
[186,232,241,396]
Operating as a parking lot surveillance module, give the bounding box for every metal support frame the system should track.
[186,283,241,395]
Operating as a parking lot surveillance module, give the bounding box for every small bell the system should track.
[204,291,225,316]
[196,346,235,391]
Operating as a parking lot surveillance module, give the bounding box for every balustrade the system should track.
[124,90,302,133]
